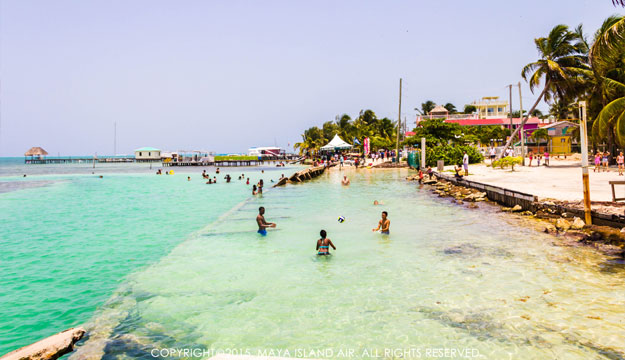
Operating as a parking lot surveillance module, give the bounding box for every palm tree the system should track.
[590,16,625,146]
[444,103,457,114]
[496,24,587,161]
[421,101,436,115]
[530,128,549,152]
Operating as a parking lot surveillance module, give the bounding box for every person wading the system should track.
[256,206,276,236]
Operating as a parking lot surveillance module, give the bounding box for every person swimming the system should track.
[341,175,350,186]
[252,184,258,195]
[187,176,191,181]
[316,230,336,256]
[372,211,390,234]
[246,178,250,185]
[256,206,276,236]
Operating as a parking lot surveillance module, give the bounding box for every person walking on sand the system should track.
[528,150,534,167]
[316,230,336,256]
[372,211,390,234]
[594,152,602,173]
[256,206,276,236]
[341,175,350,186]
[489,147,496,164]
[544,151,550,166]
[462,151,469,176]
[603,151,610,172]
[618,152,624,176]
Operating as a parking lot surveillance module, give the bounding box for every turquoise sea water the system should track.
[1,159,624,359]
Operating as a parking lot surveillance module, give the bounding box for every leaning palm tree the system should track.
[496,24,587,161]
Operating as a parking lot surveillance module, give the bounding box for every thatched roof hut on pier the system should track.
[24,147,48,160]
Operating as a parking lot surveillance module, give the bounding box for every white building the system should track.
[248,147,283,157]
[134,147,161,162]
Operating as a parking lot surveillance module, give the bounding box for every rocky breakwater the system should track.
[2,327,85,360]
[273,165,326,187]
[406,175,625,258]
[406,176,489,209]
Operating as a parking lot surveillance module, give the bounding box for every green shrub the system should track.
[492,156,522,171]
[423,144,483,167]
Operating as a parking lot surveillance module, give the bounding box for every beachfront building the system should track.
[471,96,509,118]
[248,147,284,158]
[134,147,161,162]
[541,120,579,154]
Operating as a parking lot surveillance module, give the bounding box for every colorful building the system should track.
[470,96,509,118]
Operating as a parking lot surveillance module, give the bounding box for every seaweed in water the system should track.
[441,243,514,259]
[413,306,551,347]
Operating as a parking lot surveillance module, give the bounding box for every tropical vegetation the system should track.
[496,14,625,159]
[294,110,398,155]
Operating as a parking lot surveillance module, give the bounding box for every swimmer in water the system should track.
[256,206,276,236]
[316,230,336,256]
[252,184,258,195]
[187,176,191,181]
[341,175,350,186]
[372,211,390,234]
[246,178,250,185]
[373,200,384,205]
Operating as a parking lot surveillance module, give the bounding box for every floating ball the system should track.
[338,216,345,223]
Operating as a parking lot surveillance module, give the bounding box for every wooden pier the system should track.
[163,159,265,167]
[25,157,135,164]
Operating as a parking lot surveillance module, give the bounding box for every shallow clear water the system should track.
[67,169,624,359]
[0,160,287,354]
[2,161,624,359]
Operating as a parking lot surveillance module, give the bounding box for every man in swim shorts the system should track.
[316,230,336,255]
[341,175,350,186]
[372,211,390,234]
[256,206,276,236]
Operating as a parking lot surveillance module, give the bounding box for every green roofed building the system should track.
[134,147,161,162]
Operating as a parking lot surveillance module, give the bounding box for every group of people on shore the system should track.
[593,151,625,175]
[527,150,550,167]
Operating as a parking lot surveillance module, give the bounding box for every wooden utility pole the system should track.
[508,84,514,145]
[396,78,402,163]
[580,101,592,225]
[518,82,525,165]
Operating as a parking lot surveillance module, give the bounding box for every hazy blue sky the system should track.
[0,0,621,156]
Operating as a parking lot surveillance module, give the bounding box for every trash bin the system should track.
[437,160,444,171]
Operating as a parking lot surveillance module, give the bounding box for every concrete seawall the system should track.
[435,172,625,228]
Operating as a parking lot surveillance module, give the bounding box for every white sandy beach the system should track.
[455,157,625,203]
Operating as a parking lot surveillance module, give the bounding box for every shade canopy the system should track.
[24,147,48,156]
[320,134,352,151]
[430,105,448,114]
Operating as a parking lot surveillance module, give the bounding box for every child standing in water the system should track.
[316,230,336,256]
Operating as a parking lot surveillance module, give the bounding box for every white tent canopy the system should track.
[320,134,353,151]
